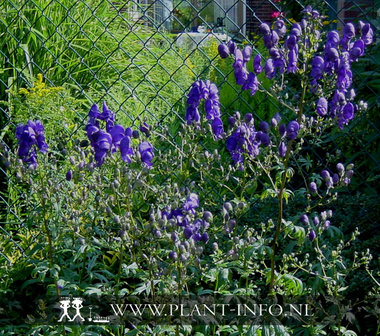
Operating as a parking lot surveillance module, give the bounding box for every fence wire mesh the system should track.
[0,0,379,292]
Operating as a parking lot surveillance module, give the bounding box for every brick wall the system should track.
[246,0,277,36]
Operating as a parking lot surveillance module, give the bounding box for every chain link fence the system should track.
[0,0,379,304]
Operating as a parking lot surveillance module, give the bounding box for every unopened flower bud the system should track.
[300,214,309,224]
[223,202,233,212]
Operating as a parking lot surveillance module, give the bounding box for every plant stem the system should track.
[41,197,61,298]
[268,76,307,295]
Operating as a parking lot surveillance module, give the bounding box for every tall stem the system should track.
[41,197,60,298]
[269,77,307,294]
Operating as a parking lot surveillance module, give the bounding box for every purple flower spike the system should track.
[218,44,230,59]
[138,141,154,167]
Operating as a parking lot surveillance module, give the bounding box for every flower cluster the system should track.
[16,120,48,169]
[153,193,210,262]
[313,21,373,128]
[320,163,354,188]
[185,80,224,139]
[301,209,333,242]
[259,16,304,78]
[218,41,260,96]
[277,118,300,157]
[85,102,154,167]
[226,113,271,169]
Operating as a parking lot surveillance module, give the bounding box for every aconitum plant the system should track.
[3,7,378,336]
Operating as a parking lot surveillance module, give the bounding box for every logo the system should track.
[58,297,85,322]
[57,297,110,323]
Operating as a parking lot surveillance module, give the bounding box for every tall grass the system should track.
[0,0,216,127]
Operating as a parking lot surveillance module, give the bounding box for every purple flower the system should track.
[309,230,316,241]
[286,121,300,140]
[16,120,48,168]
[169,251,177,260]
[279,124,286,137]
[309,182,317,194]
[183,193,199,213]
[93,130,112,166]
[66,170,72,181]
[337,63,352,90]
[332,173,339,184]
[186,106,200,124]
[311,56,325,83]
[200,232,209,243]
[263,31,279,49]
[259,132,271,147]
[186,80,221,124]
[139,122,150,137]
[361,23,373,45]
[321,170,331,180]
[211,117,224,139]
[273,19,286,38]
[242,72,259,96]
[242,45,252,62]
[336,163,345,174]
[287,49,298,73]
[313,216,320,226]
[279,142,287,157]
[109,124,125,150]
[259,23,271,35]
[138,141,154,167]
[290,23,302,37]
[265,58,275,79]
[245,113,253,124]
[253,55,262,73]
[227,40,237,54]
[326,31,340,48]
[286,35,298,50]
[120,135,134,163]
[184,226,194,239]
[316,97,328,116]
[218,44,230,59]
[259,121,269,132]
[343,102,355,121]
[349,39,365,62]
[300,214,309,224]
[343,23,355,39]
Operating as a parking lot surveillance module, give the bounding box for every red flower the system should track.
[270,11,282,18]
